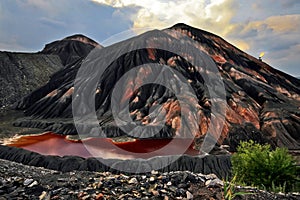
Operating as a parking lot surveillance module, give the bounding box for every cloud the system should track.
[39,17,66,28]
[226,14,300,76]
[0,37,28,52]
[227,14,300,53]
[23,0,53,9]
[278,0,300,8]
[0,3,3,19]
[92,0,238,36]
[229,14,300,54]
[268,43,300,75]
[18,0,68,15]
[230,40,250,51]
[0,0,132,52]
[242,15,300,33]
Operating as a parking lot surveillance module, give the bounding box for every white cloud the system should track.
[240,15,300,34]
[92,0,238,36]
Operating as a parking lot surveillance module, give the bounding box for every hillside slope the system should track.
[0,52,63,110]
[13,24,300,151]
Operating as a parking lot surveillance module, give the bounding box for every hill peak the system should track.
[41,34,101,66]
[63,34,99,47]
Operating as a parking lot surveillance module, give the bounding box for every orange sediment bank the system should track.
[5,132,199,159]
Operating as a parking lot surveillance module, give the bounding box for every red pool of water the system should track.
[6,132,199,159]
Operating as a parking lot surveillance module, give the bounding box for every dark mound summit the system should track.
[64,34,99,47]
[13,34,102,111]
[41,34,101,66]
[13,23,300,152]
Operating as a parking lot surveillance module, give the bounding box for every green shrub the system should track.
[231,140,298,192]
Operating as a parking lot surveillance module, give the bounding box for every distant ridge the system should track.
[0,52,63,109]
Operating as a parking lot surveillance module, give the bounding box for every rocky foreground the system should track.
[0,159,299,200]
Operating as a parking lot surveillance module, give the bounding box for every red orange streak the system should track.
[6,132,199,159]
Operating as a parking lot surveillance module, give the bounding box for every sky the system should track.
[0,0,299,76]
